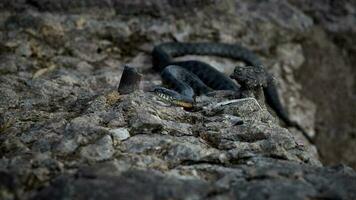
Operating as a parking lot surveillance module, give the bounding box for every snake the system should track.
[151,42,262,106]
[151,42,258,106]
[151,42,313,143]
[152,42,313,143]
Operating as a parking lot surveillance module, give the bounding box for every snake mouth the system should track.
[151,87,194,108]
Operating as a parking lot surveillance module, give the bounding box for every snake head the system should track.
[151,86,194,108]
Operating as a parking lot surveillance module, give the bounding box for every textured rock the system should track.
[0,0,355,199]
[110,128,130,142]
[80,135,114,162]
[32,159,356,200]
[33,169,214,200]
[288,0,356,168]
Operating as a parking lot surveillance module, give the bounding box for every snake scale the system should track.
[152,42,312,142]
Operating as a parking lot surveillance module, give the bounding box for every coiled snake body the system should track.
[152,42,311,142]
[152,43,258,105]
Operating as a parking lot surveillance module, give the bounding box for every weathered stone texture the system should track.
[0,0,355,199]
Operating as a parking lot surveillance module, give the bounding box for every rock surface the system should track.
[289,0,356,168]
[0,0,356,199]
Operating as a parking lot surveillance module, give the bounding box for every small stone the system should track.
[76,61,94,72]
[110,128,130,142]
[117,66,142,94]
[223,115,244,126]
[15,42,32,57]
[218,153,229,164]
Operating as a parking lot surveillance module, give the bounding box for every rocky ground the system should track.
[0,0,356,199]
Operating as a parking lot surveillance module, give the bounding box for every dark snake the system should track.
[151,42,312,142]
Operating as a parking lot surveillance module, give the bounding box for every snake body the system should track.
[152,42,260,105]
[152,43,253,107]
[151,42,312,142]
[152,43,295,126]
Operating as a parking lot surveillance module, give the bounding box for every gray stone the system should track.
[109,128,130,142]
[80,135,114,162]
[55,138,79,155]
